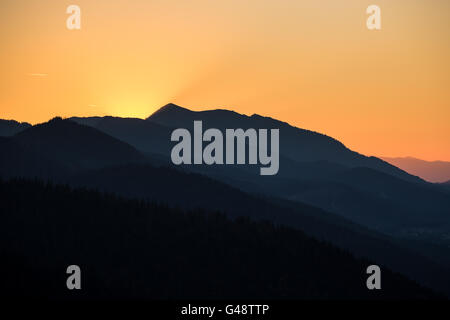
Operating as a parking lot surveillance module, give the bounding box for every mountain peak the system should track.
[48,116,64,123]
[149,103,191,119]
[12,117,144,171]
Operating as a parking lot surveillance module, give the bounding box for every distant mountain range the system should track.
[2,104,450,236]
[1,103,450,296]
[382,156,450,183]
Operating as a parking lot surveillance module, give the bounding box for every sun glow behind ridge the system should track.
[0,0,449,161]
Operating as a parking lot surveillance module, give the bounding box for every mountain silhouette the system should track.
[0,136,68,179]
[6,109,449,238]
[12,117,146,171]
[2,107,450,297]
[71,103,420,184]
[281,166,450,231]
[440,181,450,193]
[68,104,450,237]
[0,119,31,136]
[69,115,173,157]
[147,103,422,183]
[382,156,450,183]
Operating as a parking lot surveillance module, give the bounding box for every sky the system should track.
[0,0,449,161]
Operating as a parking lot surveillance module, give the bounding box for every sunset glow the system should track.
[1,0,449,160]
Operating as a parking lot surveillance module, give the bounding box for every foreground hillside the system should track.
[0,178,440,300]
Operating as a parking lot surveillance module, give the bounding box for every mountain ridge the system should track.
[0,119,31,136]
[145,104,423,184]
[382,156,450,183]
[12,117,146,171]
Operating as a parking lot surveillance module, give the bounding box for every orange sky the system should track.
[1,0,449,161]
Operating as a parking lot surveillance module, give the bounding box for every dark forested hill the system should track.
[0,136,68,179]
[65,164,450,295]
[0,178,440,300]
[12,117,146,171]
[69,116,172,157]
[0,119,31,136]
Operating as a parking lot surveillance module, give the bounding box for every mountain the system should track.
[145,105,450,232]
[72,104,423,184]
[12,117,146,171]
[71,103,422,184]
[1,117,450,293]
[69,116,173,157]
[0,178,441,300]
[0,119,31,136]
[439,180,450,193]
[148,104,422,184]
[2,110,450,295]
[0,136,68,179]
[382,157,450,183]
[67,105,450,240]
[281,166,450,232]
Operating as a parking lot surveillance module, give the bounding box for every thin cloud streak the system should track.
[27,73,48,77]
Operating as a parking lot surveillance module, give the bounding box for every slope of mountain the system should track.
[148,104,423,184]
[280,166,450,232]
[0,137,68,179]
[70,105,423,184]
[439,181,450,193]
[382,156,450,183]
[69,116,173,156]
[12,117,146,171]
[65,105,450,240]
[173,157,450,236]
[0,119,31,136]
[0,178,441,300]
